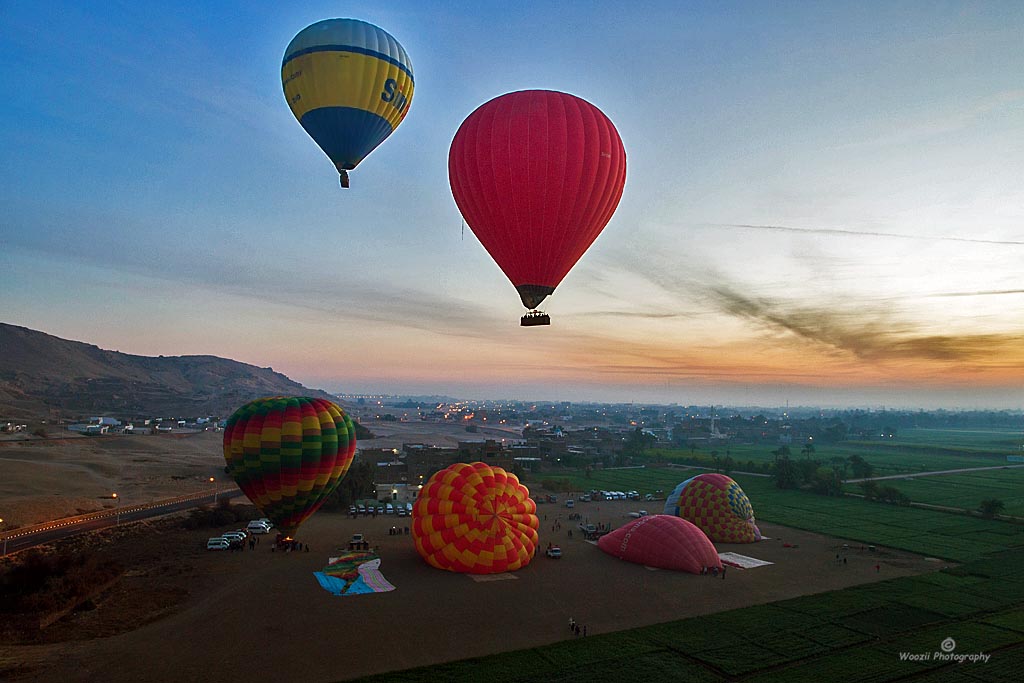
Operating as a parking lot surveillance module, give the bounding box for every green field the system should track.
[844,468,1024,518]
[350,548,1024,683]
[650,427,1024,477]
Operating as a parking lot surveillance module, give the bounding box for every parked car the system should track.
[565,499,575,509]
[221,531,247,543]
[207,537,231,551]
[376,506,385,515]
[349,505,357,515]
[247,520,271,533]
[357,504,367,515]
[546,546,562,558]
[385,503,394,514]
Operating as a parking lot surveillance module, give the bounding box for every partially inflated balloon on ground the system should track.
[223,396,356,537]
[412,462,539,573]
[598,515,721,574]
[663,473,762,543]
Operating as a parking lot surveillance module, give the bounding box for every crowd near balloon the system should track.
[222,17,758,577]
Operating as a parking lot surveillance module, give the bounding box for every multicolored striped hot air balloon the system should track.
[412,462,539,574]
[282,18,414,187]
[662,473,762,543]
[223,396,356,537]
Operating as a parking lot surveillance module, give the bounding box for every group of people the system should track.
[568,617,587,638]
[271,539,309,553]
[700,565,726,579]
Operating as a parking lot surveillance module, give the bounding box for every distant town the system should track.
[6,396,1023,507]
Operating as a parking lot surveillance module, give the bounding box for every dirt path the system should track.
[844,463,1024,483]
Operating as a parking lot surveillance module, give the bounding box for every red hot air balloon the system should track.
[449,90,626,326]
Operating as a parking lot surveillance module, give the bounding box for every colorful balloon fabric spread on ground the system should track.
[449,90,626,311]
[314,551,395,596]
[223,397,356,537]
[662,473,762,543]
[282,18,413,175]
[412,462,539,573]
[597,515,721,574]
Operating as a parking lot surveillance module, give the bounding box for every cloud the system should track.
[3,237,503,341]
[716,223,1024,246]
[704,284,1024,363]
[925,289,1024,299]
[851,89,1024,148]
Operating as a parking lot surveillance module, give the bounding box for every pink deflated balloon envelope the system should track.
[598,515,721,574]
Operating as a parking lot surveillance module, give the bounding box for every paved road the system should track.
[843,463,1024,484]
[0,488,244,556]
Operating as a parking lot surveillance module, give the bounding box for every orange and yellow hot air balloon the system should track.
[412,462,539,573]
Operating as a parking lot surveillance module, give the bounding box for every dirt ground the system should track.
[0,432,226,528]
[0,498,942,683]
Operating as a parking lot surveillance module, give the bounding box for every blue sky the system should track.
[2,1,1024,408]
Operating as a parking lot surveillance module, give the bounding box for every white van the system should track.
[207,537,230,551]
[247,520,271,534]
[565,499,575,509]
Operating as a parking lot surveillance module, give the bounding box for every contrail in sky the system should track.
[719,223,1024,246]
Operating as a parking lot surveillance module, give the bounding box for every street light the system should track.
[210,477,216,503]
[112,493,119,525]
[0,517,6,556]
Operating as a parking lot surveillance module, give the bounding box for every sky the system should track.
[2,1,1024,409]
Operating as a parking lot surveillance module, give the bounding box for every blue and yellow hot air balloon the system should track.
[282,18,414,188]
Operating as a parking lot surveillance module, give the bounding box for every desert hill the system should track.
[0,323,338,419]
